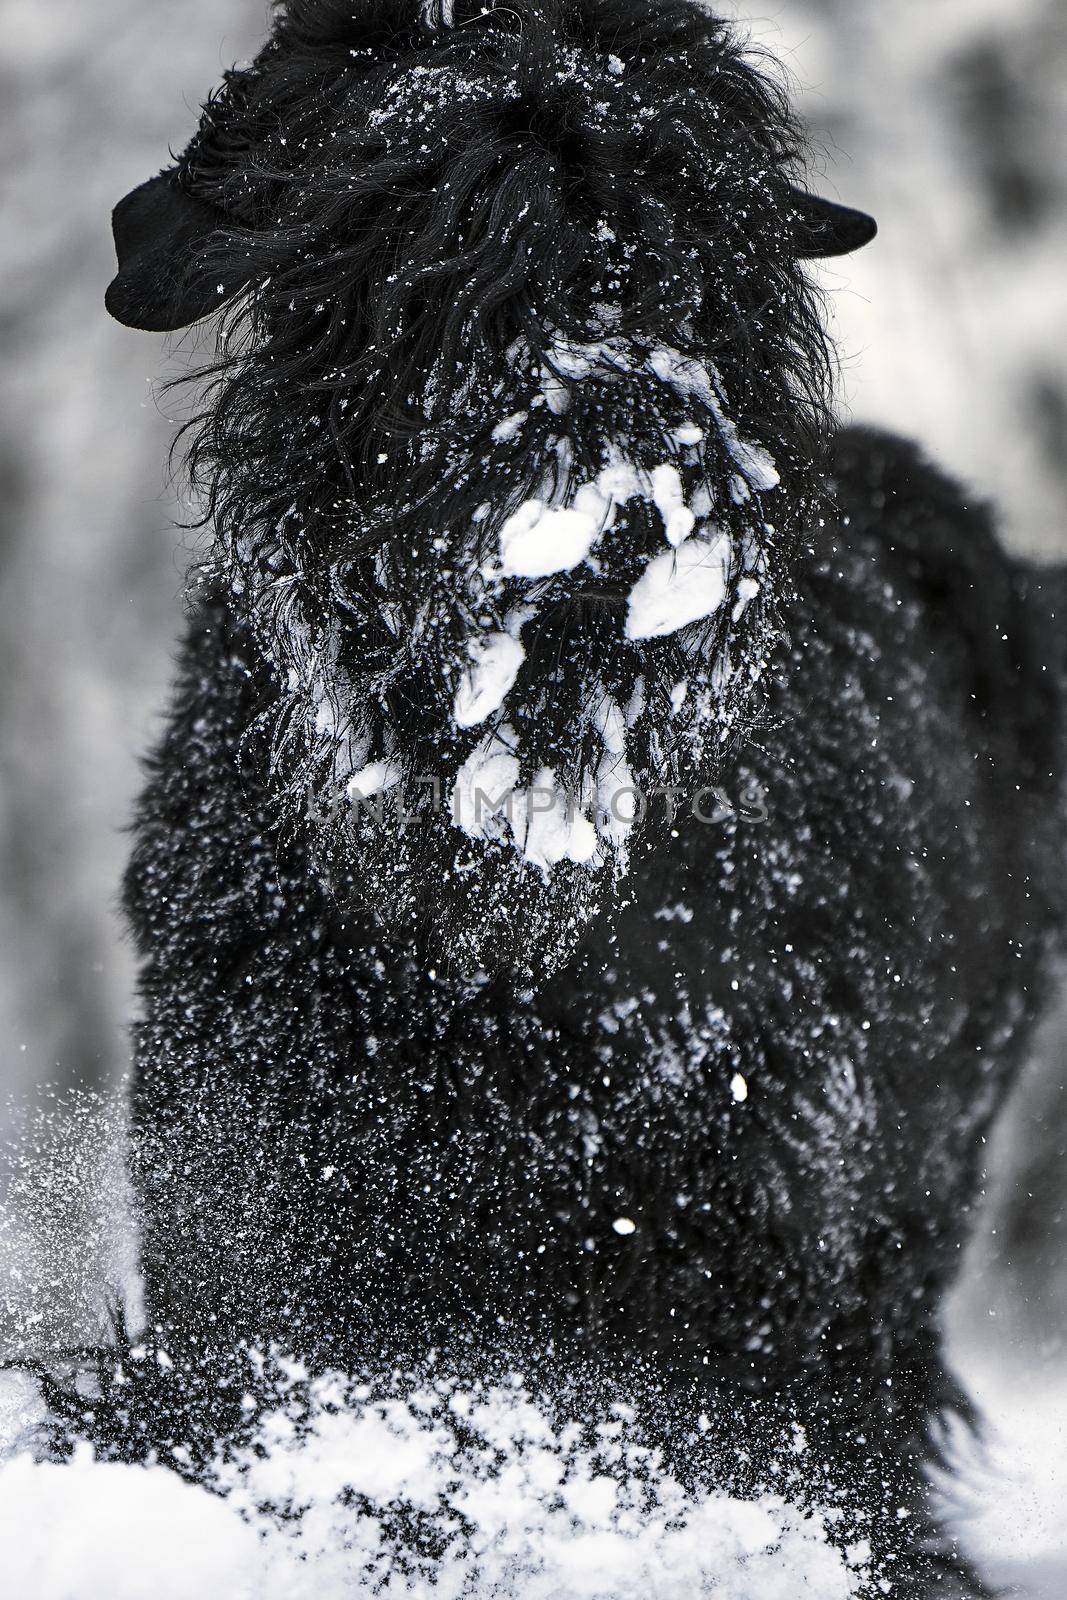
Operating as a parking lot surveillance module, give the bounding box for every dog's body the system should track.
[120,429,1065,1592]
[80,0,1067,1592]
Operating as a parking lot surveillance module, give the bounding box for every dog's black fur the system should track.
[52,0,1067,1592]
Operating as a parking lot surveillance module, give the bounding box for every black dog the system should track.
[68,0,1067,1590]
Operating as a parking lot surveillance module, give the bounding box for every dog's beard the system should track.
[318,804,614,979]
[276,623,703,978]
[225,339,800,977]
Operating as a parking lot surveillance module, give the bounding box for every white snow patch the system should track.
[595,690,629,758]
[498,492,608,578]
[0,1447,270,1600]
[451,732,521,843]
[0,1378,862,1600]
[449,729,622,872]
[594,750,641,852]
[453,632,527,727]
[934,1380,1067,1600]
[624,677,646,728]
[650,462,696,547]
[625,536,732,641]
[494,449,703,580]
[346,759,401,801]
[420,0,455,28]
[510,769,600,872]
[492,410,528,444]
[526,334,779,505]
[731,576,761,622]
[646,347,781,494]
[591,694,641,857]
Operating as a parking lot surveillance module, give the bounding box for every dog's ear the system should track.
[105,171,252,332]
[790,188,877,258]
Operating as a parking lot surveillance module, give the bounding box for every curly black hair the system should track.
[108,0,852,969]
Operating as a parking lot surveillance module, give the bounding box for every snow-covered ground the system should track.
[2,1359,1064,1597]
[0,1079,1065,1599]
[0,1360,861,1600]
[0,1095,858,1599]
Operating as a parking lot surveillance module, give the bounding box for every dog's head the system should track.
[109,0,874,977]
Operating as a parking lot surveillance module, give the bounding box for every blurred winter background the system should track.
[0,0,1066,1589]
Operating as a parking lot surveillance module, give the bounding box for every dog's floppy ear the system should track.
[105,171,252,332]
[790,188,877,258]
